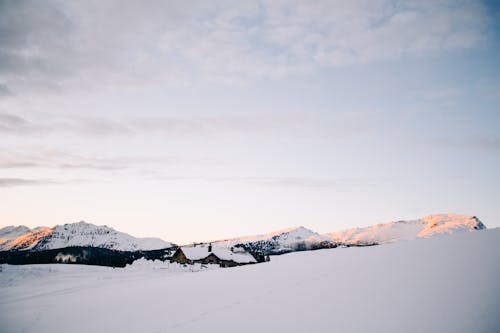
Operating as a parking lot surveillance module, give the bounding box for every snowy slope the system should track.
[0,225,32,249]
[1,228,498,333]
[0,222,173,251]
[326,213,486,245]
[212,213,485,254]
[214,226,331,254]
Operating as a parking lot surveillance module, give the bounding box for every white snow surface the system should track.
[325,213,485,245]
[0,221,172,251]
[1,228,499,333]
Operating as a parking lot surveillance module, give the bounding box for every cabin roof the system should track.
[179,245,256,263]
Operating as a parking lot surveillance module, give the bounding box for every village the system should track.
[169,243,269,268]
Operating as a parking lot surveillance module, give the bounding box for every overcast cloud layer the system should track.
[0,0,492,94]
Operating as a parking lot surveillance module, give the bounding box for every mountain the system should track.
[325,213,486,245]
[0,221,173,252]
[214,226,334,255]
[213,213,486,255]
[0,213,486,257]
[0,225,32,249]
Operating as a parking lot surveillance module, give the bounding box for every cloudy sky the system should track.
[1,0,499,243]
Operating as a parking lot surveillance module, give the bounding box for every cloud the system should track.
[0,177,90,187]
[0,113,48,133]
[131,115,274,136]
[63,117,133,136]
[460,138,500,151]
[421,88,463,101]
[0,178,56,187]
[0,0,493,92]
[0,0,75,91]
[235,177,339,189]
[0,112,276,138]
[156,0,492,78]
[0,83,13,97]
[0,149,182,171]
[0,113,130,137]
[435,137,500,152]
[152,175,367,190]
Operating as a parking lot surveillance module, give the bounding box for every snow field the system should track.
[1,229,499,333]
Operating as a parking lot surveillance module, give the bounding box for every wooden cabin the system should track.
[169,244,257,267]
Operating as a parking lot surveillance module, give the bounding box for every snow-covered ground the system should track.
[1,228,499,333]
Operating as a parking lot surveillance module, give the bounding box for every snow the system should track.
[2,227,53,250]
[180,246,216,260]
[178,245,257,263]
[211,214,485,254]
[213,225,328,254]
[0,221,173,251]
[0,225,33,249]
[326,213,485,245]
[0,226,31,241]
[215,226,322,247]
[211,247,256,263]
[1,228,499,333]
[1,214,484,254]
[123,258,221,272]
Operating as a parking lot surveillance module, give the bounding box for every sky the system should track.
[1,0,499,244]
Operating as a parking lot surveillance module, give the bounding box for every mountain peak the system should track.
[326,213,486,245]
[0,221,173,252]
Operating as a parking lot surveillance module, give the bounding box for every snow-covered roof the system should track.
[212,248,256,263]
[179,245,256,264]
[180,246,215,261]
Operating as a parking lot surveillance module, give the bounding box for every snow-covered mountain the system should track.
[0,221,173,252]
[325,213,486,245]
[213,213,486,255]
[0,225,31,249]
[214,226,333,255]
[0,213,486,255]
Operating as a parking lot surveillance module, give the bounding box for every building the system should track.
[169,244,257,267]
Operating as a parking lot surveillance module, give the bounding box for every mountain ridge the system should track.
[211,213,486,255]
[0,213,486,255]
[0,221,173,252]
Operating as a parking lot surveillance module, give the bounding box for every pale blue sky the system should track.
[1,0,499,243]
